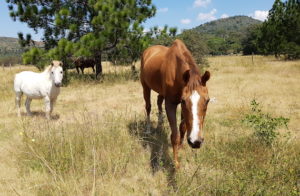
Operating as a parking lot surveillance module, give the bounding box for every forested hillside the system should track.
[192,16,262,55]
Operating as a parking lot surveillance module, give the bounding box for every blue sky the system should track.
[0,0,275,40]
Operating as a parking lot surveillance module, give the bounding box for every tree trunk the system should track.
[95,53,102,79]
[62,58,69,86]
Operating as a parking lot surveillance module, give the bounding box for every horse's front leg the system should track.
[50,98,57,113]
[76,66,80,74]
[165,100,180,169]
[44,96,51,120]
[179,106,187,148]
[25,97,33,116]
[157,95,164,127]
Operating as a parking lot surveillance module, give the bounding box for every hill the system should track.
[192,16,262,55]
[0,36,43,57]
[0,37,23,56]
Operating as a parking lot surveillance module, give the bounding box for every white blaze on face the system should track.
[190,91,201,143]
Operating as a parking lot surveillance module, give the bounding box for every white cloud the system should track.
[180,19,191,24]
[143,28,150,33]
[221,14,229,19]
[194,0,211,8]
[197,9,217,21]
[251,10,269,21]
[158,7,169,13]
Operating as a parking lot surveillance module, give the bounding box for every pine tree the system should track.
[6,0,156,77]
[257,0,300,59]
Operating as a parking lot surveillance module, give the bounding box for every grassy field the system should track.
[0,56,299,195]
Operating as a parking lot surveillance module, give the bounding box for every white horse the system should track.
[14,60,64,119]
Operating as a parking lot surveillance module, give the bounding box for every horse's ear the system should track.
[183,70,190,84]
[201,71,210,86]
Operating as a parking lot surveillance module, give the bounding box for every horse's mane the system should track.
[171,39,201,91]
[43,65,53,73]
[43,61,61,73]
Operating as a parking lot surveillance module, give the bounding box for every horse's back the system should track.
[14,71,45,98]
[141,45,169,94]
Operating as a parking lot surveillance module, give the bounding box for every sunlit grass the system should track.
[0,56,299,195]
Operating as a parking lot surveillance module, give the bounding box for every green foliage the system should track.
[7,0,156,76]
[150,28,208,66]
[242,24,262,55]
[151,25,177,46]
[257,0,300,59]
[242,99,289,145]
[177,30,208,65]
[22,47,49,70]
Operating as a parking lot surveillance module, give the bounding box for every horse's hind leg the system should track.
[142,84,151,133]
[44,96,51,120]
[92,66,95,73]
[25,97,33,116]
[157,95,164,126]
[15,92,22,117]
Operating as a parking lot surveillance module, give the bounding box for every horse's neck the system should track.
[41,71,54,85]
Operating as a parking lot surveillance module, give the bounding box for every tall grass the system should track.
[0,56,299,195]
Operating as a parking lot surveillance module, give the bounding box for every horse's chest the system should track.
[49,87,60,98]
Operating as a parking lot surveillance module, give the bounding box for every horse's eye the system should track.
[51,71,54,74]
[60,71,63,74]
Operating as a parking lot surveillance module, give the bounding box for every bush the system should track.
[242,99,289,145]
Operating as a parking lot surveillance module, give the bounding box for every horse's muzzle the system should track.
[55,83,62,87]
[187,138,204,149]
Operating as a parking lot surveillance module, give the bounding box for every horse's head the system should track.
[181,70,210,149]
[50,60,64,87]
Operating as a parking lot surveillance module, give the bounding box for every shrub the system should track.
[242,99,289,145]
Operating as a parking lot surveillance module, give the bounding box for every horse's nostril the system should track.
[193,141,201,148]
[187,138,203,149]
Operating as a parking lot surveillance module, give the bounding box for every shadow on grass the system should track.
[127,116,178,189]
[20,111,60,120]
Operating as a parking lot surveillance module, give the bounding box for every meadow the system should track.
[0,56,299,195]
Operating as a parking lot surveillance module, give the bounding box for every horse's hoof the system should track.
[174,161,180,170]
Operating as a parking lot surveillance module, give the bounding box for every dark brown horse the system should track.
[74,57,96,74]
[140,39,211,169]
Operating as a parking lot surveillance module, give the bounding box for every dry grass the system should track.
[0,56,299,195]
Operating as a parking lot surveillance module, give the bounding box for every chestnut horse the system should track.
[140,39,211,168]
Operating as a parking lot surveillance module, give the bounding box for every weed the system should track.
[242,99,289,145]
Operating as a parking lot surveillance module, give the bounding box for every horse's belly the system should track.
[142,67,163,94]
[21,86,44,98]
[19,80,46,98]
